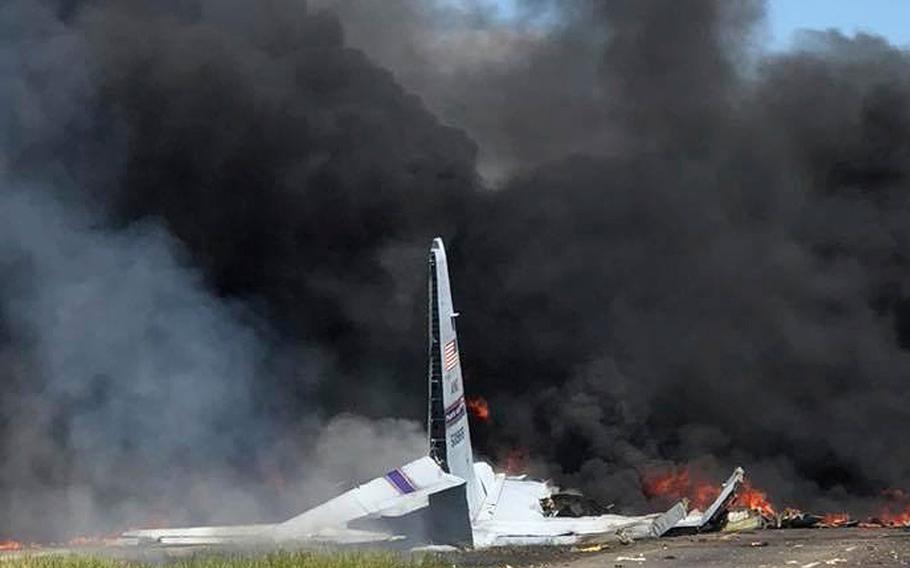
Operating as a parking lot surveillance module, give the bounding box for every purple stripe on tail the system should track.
[385,469,416,494]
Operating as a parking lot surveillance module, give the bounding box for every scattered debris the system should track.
[666,468,744,535]
[576,544,607,553]
[777,508,823,529]
[649,502,689,538]
[615,530,634,545]
[541,493,614,517]
[723,510,764,532]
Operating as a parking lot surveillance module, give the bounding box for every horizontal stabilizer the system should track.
[272,456,464,541]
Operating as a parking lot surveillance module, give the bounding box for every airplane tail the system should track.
[427,238,483,519]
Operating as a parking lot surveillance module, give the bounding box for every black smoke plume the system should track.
[452,2,910,514]
[3,0,910,538]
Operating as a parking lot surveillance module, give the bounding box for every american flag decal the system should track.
[443,340,459,372]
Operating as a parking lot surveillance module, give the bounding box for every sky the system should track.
[767,0,910,50]
[484,0,910,51]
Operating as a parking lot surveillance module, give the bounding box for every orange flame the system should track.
[642,466,778,517]
[871,489,910,527]
[879,512,910,527]
[733,481,776,518]
[642,468,690,499]
[466,395,490,421]
[0,540,23,552]
[643,467,910,528]
[819,512,852,528]
[641,467,720,511]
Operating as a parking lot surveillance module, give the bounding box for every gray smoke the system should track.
[0,184,267,537]
[0,182,427,538]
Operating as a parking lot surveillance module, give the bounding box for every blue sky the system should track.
[767,0,910,50]
[486,0,910,50]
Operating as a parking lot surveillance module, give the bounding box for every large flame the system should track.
[642,466,910,528]
[642,465,777,517]
[872,489,910,527]
[466,395,490,421]
[641,468,691,499]
[641,466,721,510]
[734,481,776,518]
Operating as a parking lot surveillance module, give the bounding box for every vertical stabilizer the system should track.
[427,238,483,519]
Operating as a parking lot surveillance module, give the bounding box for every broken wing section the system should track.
[123,457,468,547]
[121,524,276,547]
[271,456,468,544]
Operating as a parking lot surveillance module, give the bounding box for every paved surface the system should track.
[550,528,910,568]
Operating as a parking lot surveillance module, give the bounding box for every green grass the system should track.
[0,551,446,568]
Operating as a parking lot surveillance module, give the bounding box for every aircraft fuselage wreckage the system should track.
[121,239,742,549]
